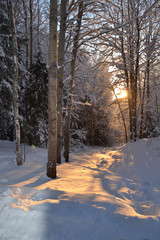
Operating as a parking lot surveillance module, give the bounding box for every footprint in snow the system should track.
[112,154,121,159]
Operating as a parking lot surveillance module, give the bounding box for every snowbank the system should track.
[0,139,160,240]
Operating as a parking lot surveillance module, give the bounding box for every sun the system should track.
[113,89,127,100]
[118,90,127,99]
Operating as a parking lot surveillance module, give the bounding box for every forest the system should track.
[1,0,160,239]
[1,0,160,178]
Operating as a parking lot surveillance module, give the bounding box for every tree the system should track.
[28,54,48,147]
[29,0,33,67]
[57,0,67,164]
[0,0,159,152]
[0,0,14,141]
[86,0,159,142]
[8,0,22,165]
[63,1,84,162]
[47,0,58,179]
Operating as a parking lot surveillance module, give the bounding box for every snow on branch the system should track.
[72,100,92,106]
[79,0,159,46]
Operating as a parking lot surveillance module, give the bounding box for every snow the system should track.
[0,138,160,240]
[0,46,5,58]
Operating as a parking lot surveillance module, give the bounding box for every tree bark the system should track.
[63,2,83,162]
[112,86,128,143]
[57,0,67,164]
[127,0,140,142]
[29,0,33,67]
[22,0,29,69]
[37,0,40,53]
[120,0,131,142]
[8,0,22,165]
[132,6,140,141]
[47,0,58,179]
[127,0,134,141]
[139,73,146,139]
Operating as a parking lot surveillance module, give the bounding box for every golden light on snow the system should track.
[7,147,159,220]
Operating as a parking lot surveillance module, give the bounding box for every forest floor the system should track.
[0,138,160,240]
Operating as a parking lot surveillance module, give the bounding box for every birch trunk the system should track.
[8,0,22,165]
[63,2,83,162]
[47,0,58,179]
[57,0,67,164]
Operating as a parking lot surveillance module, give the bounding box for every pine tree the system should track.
[27,53,48,147]
[0,0,14,141]
[8,0,22,165]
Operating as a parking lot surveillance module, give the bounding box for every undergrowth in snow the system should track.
[0,138,160,240]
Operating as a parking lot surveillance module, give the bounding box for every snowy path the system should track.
[0,140,160,240]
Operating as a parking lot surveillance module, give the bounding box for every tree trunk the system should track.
[132,9,140,141]
[120,0,130,142]
[127,0,140,142]
[22,0,29,69]
[29,0,33,67]
[155,91,159,127]
[112,86,128,143]
[57,0,67,164]
[47,0,58,179]
[127,0,134,141]
[140,32,151,139]
[0,0,1,21]
[8,0,22,165]
[91,105,95,146]
[139,73,146,139]
[63,2,83,162]
[37,0,40,53]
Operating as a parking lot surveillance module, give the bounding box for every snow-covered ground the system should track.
[0,138,160,240]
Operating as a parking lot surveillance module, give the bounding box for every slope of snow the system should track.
[0,139,160,240]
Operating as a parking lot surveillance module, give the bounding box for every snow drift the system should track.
[0,138,160,240]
